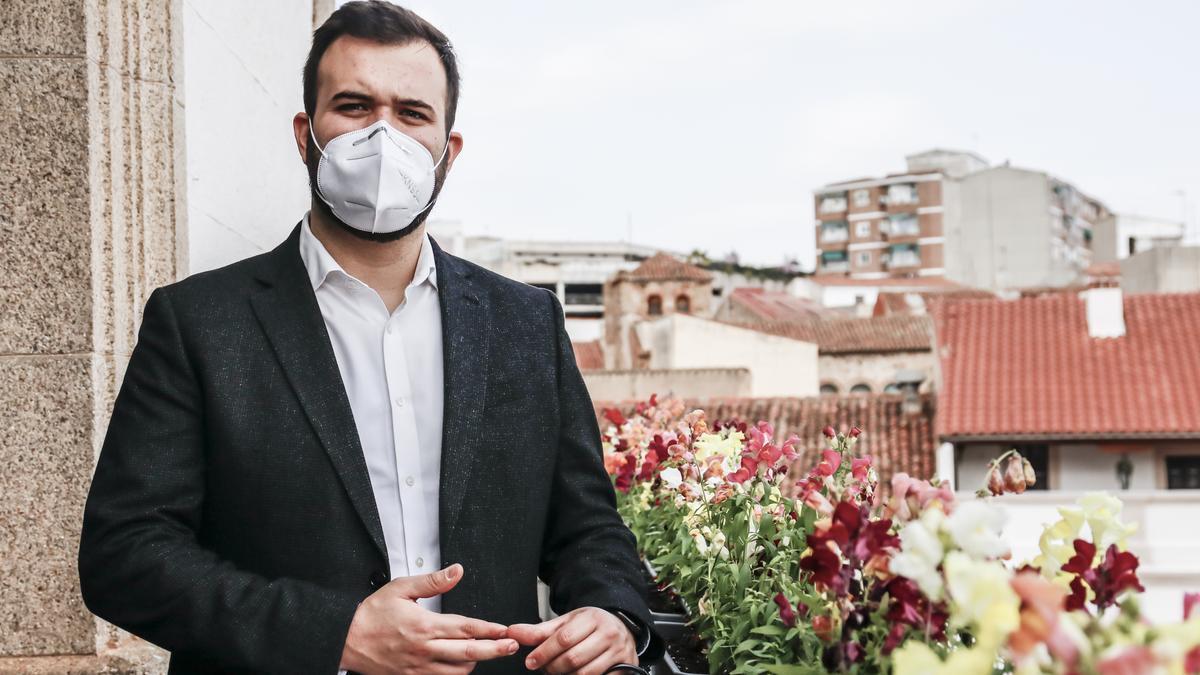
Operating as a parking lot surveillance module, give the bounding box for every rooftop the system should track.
[934,292,1200,440]
[621,252,714,283]
[731,314,935,355]
[726,287,829,322]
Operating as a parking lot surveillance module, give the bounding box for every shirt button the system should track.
[415,557,424,568]
[394,396,406,408]
[386,323,395,335]
[405,475,415,487]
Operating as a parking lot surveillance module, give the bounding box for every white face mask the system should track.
[309,118,450,234]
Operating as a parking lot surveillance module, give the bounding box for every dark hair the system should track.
[303,1,460,132]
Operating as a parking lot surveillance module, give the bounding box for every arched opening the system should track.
[850,383,872,396]
[675,295,691,314]
[819,383,839,396]
[647,295,663,316]
[883,383,902,394]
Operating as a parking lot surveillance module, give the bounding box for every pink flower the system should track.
[849,426,862,438]
[851,456,872,481]
[822,425,836,439]
[1097,646,1155,675]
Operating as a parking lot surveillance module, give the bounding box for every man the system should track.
[78,2,663,673]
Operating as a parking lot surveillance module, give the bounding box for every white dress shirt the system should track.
[298,212,444,608]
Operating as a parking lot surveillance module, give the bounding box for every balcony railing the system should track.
[886,184,919,205]
[821,260,850,273]
[887,252,921,269]
[819,197,848,214]
[821,226,849,243]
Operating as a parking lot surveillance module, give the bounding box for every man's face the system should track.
[293,36,463,242]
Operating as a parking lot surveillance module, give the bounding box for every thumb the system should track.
[396,563,462,600]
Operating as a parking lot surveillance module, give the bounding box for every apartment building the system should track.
[813,150,1113,291]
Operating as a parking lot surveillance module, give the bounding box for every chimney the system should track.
[1081,286,1126,338]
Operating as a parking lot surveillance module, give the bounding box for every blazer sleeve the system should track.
[536,290,665,663]
[78,287,360,674]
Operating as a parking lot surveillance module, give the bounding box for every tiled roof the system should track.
[594,394,937,496]
[624,253,713,282]
[873,289,995,317]
[811,276,965,288]
[727,288,829,322]
[732,315,935,354]
[572,340,604,371]
[934,292,1200,440]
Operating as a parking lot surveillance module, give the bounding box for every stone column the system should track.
[0,0,185,671]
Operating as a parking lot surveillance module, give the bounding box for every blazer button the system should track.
[369,570,389,589]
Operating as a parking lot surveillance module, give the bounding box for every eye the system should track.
[401,109,428,120]
[339,103,368,112]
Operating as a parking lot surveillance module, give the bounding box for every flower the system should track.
[986,462,1005,496]
[773,592,797,628]
[812,614,835,642]
[1186,592,1200,620]
[1061,540,1144,612]
[890,506,947,600]
[1008,570,1078,666]
[659,466,683,489]
[945,500,1010,560]
[1096,645,1155,675]
[943,552,1020,649]
[823,425,836,438]
[1003,456,1028,493]
[893,640,996,675]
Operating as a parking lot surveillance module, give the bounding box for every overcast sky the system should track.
[349,0,1200,267]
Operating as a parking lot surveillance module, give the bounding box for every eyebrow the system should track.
[330,90,437,117]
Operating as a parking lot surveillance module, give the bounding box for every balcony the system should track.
[820,251,850,273]
[818,194,848,214]
[886,244,921,269]
[884,214,920,238]
[820,222,849,243]
[886,183,919,206]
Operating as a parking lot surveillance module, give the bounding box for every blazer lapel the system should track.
[249,223,388,563]
[431,237,492,543]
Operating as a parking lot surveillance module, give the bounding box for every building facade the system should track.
[814,150,1114,291]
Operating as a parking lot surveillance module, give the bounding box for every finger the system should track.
[423,661,475,675]
[541,631,611,675]
[526,614,597,672]
[394,563,463,600]
[506,613,571,646]
[430,613,511,640]
[427,637,520,663]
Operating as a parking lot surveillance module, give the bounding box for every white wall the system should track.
[183,0,315,273]
[958,443,1161,492]
[640,314,819,398]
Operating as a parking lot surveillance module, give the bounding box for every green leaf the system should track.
[750,624,786,636]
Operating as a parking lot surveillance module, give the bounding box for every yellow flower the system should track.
[692,430,743,464]
[894,640,996,675]
[943,552,1020,649]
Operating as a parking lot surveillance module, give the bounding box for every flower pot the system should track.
[651,621,710,675]
[641,558,687,622]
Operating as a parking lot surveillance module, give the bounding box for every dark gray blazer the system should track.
[78,222,663,674]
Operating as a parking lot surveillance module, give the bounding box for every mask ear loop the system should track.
[408,133,452,222]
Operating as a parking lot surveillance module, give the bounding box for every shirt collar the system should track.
[298,211,438,292]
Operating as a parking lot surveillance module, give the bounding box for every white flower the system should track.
[946,500,1010,560]
[660,467,683,489]
[891,507,947,601]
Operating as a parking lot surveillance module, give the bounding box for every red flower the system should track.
[773,592,797,628]
[812,615,835,642]
[823,425,836,439]
[849,426,862,438]
[851,456,872,481]
[603,407,626,427]
[1185,592,1200,620]
[1061,539,1145,612]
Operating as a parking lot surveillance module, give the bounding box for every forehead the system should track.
[317,35,448,112]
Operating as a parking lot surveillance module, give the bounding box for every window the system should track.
[1167,456,1200,489]
[853,189,870,207]
[647,295,662,316]
[857,251,872,267]
[675,295,691,313]
[564,283,602,307]
[820,383,839,396]
[850,383,871,395]
[884,383,902,394]
[856,221,872,238]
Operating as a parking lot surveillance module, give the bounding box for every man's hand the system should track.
[507,607,638,674]
[339,564,519,675]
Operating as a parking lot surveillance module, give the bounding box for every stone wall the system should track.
[1,0,184,669]
[584,367,752,403]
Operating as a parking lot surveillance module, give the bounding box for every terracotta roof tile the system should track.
[572,340,604,371]
[624,253,713,282]
[727,287,829,322]
[594,394,937,495]
[730,315,934,354]
[933,292,1200,440]
[873,289,995,317]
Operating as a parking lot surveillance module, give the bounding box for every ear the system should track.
[444,131,464,172]
[292,112,313,164]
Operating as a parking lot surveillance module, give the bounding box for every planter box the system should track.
[652,621,709,675]
[642,558,687,623]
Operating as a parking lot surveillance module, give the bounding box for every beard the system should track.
[305,137,448,244]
